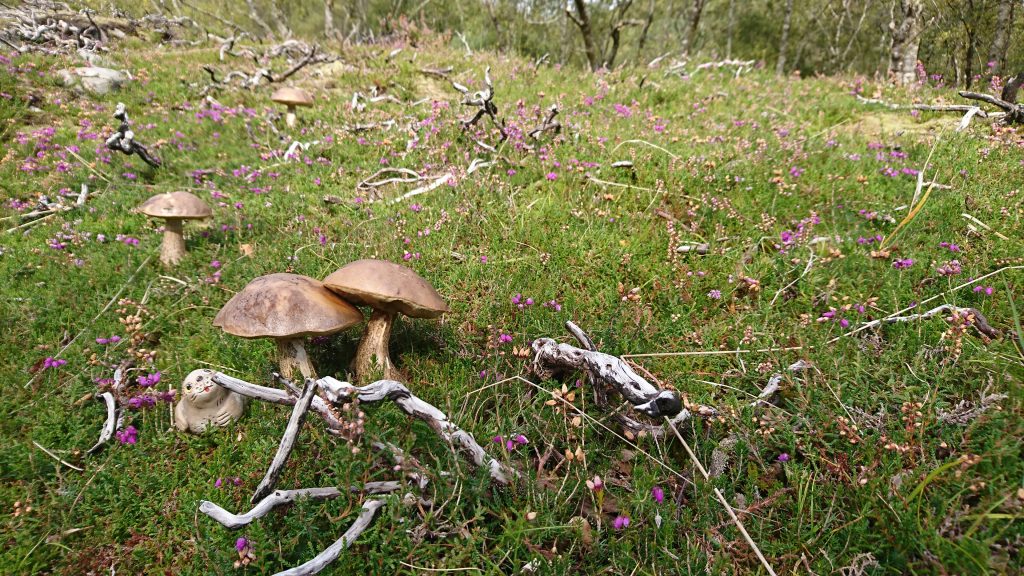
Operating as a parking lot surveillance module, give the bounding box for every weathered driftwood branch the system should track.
[202,487,342,529]
[859,304,998,338]
[251,378,318,504]
[200,482,400,531]
[562,321,714,438]
[273,499,386,576]
[318,377,513,484]
[87,392,118,454]
[750,374,783,408]
[912,104,987,116]
[452,66,507,144]
[210,370,346,433]
[958,90,1024,124]
[105,103,161,168]
[532,323,683,418]
[527,105,561,140]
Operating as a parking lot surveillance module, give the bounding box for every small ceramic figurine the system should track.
[174,369,246,433]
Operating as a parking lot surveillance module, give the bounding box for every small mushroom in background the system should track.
[323,259,448,383]
[213,273,363,381]
[137,191,212,266]
[271,87,313,128]
[174,369,247,433]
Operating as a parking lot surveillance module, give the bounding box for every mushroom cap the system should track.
[271,87,313,107]
[214,273,363,338]
[138,191,212,220]
[323,259,449,318]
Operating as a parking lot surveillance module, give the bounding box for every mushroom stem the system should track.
[352,309,399,383]
[285,104,297,128]
[160,218,186,266]
[276,338,317,381]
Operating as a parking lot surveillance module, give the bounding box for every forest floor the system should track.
[1,31,1022,575]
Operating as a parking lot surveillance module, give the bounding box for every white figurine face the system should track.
[182,369,223,407]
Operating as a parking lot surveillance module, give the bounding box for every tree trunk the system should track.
[269,0,292,40]
[776,0,794,75]
[324,0,336,39]
[637,0,655,53]
[245,0,276,40]
[568,0,600,71]
[988,0,1014,77]
[726,0,736,59]
[681,0,707,57]
[964,25,977,89]
[889,0,923,86]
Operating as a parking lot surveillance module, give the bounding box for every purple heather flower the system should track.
[116,425,138,445]
[778,453,790,462]
[613,515,630,530]
[235,537,249,552]
[651,486,665,504]
[707,290,722,300]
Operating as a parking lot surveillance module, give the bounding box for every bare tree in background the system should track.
[324,0,336,39]
[246,0,276,40]
[814,0,873,72]
[726,0,736,58]
[957,0,980,89]
[603,1,643,69]
[568,0,640,71]
[776,0,795,75]
[889,0,924,86]
[269,0,291,40]
[567,0,601,71]
[681,0,707,56]
[988,0,1015,77]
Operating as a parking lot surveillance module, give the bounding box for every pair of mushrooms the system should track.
[213,260,447,384]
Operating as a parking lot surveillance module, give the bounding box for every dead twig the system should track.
[250,378,318,504]
[273,499,386,576]
[857,304,999,339]
[105,103,161,168]
[664,419,778,576]
[318,377,513,484]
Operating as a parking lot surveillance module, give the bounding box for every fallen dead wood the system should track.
[318,377,514,484]
[208,370,511,484]
[452,66,507,145]
[202,487,343,530]
[201,482,400,531]
[527,105,561,140]
[273,499,386,576]
[663,419,778,576]
[105,103,161,169]
[210,371,347,433]
[532,323,687,419]
[199,43,328,94]
[87,392,118,454]
[560,321,713,438]
[251,378,318,504]
[912,104,987,115]
[858,304,998,339]
[958,90,1024,124]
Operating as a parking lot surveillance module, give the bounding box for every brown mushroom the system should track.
[213,273,363,380]
[323,259,448,383]
[137,191,212,267]
[271,87,313,128]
